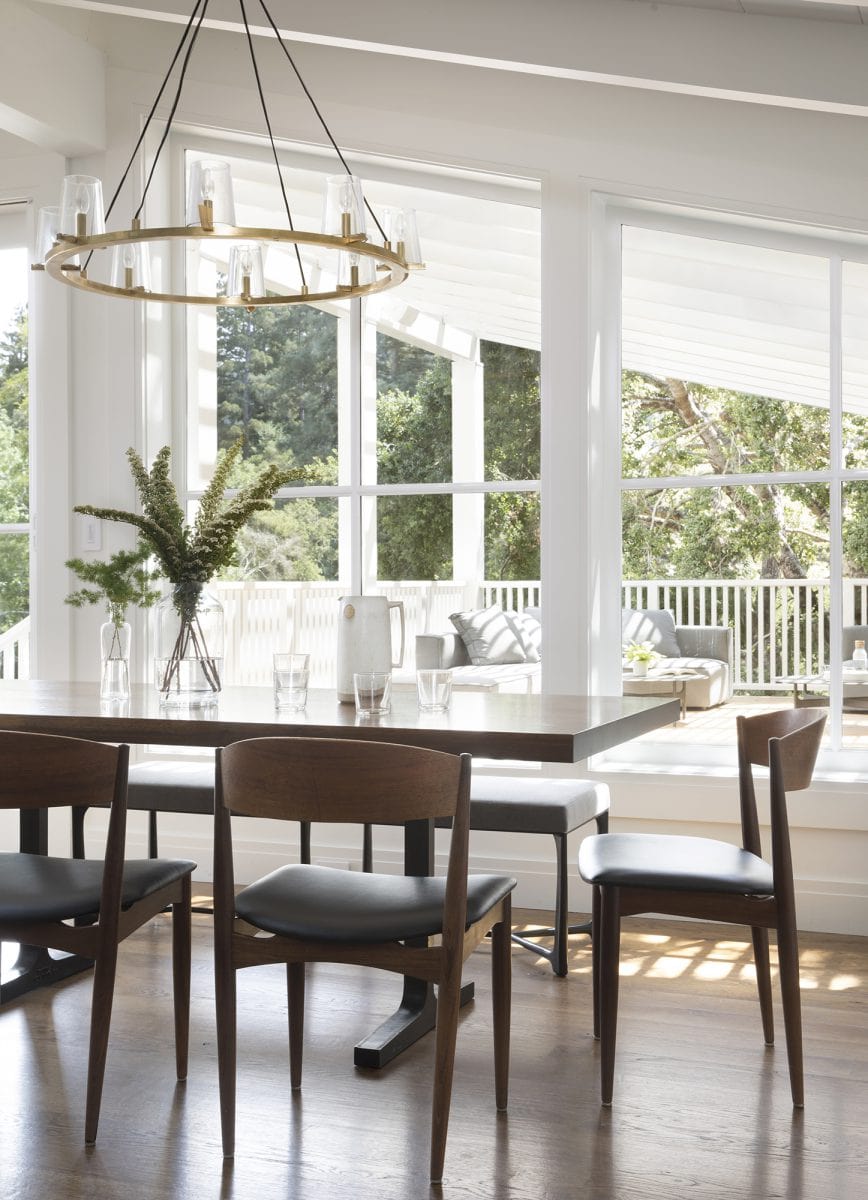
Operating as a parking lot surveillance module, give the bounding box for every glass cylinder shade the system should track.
[398,208,423,268]
[59,175,105,239]
[338,250,376,290]
[228,242,265,300]
[111,240,151,291]
[385,207,423,268]
[186,159,236,229]
[323,174,367,239]
[34,206,60,262]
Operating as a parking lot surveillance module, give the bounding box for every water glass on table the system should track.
[353,670,392,716]
[273,652,310,711]
[416,668,452,713]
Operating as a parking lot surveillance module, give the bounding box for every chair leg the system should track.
[591,883,602,1039]
[429,957,463,1184]
[551,833,569,977]
[172,875,192,1080]
[491,897,512,1111]
[777,919,805,1107]
[84,942,120,1143]
[599,885,621,1106]
[751,926,774,1046]
[287,961,305,1090]
[215,944,238,1157]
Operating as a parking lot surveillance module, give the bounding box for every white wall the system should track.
[3,7,868,932]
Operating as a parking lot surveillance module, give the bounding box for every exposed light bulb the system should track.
[200,168,215,202]
[74,184,91,237]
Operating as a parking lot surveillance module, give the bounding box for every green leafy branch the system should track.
[73,437,305,589]
[65,546,161,627]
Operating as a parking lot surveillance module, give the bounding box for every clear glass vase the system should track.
[100,619,131,700]
[154,583,224,707]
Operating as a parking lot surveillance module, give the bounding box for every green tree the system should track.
[217,303,338,475]
[621,372,849,580]
[0,308,28,632]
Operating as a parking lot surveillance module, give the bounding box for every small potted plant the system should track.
[65,545,161,700]
[623,639,661,678]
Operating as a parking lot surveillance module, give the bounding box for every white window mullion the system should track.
[828,254,844,742]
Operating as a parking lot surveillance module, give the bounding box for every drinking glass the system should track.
[273,652,310,711]
[353,671,392,716]
[416,668,452,713]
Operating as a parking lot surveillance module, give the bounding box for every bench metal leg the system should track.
[509,809,609,977]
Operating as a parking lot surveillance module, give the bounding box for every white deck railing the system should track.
[8,576,865,691]
[0,616,30,680]
[623,577,868,691]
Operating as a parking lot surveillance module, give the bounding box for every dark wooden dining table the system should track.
[0,680,679,1063]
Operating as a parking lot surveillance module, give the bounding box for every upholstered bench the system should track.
[440,775,610,977]
[124,759,372,870]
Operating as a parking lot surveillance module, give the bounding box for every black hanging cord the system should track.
[104,0,208,225]
[255,0,388,244]
[82,0,208,273]
[135,0,212,221]
[238,0,307,289]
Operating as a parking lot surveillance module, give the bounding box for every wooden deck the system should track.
[627,691,868,749]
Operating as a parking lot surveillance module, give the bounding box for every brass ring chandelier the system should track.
[34,0,422,306]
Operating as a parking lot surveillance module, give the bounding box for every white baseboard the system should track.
[129,821,868,939]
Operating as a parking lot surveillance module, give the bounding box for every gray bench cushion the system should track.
[127,761,215,814]
[434,776,609,834]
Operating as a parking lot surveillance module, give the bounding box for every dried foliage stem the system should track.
[74,438,302,697]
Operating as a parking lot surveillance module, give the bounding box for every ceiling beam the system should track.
[2,1,105,155]
[29,0,868,118]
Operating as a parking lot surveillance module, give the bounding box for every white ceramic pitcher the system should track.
[336,595,405,702]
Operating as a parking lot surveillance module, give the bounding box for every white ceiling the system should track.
[14,0,868,393]
[630,0,868,21]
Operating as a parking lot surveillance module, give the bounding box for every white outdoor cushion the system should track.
[505,609,541,663]
[450,605,526,665]
[621,608,682,658]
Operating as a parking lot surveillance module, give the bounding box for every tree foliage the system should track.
[0,308,28,632]
[622,371,868,580]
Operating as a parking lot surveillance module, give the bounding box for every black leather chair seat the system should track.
[0,852,197,922]
[578,833,774,895]
[235,863,517,942]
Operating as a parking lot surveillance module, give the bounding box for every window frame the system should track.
[167,130,542,597]
[596,199,868,776]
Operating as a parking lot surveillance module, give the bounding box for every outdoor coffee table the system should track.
[776,674,829,708]
[621,671,697,722]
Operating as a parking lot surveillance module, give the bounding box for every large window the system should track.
[180,144,540,683]
[0,207,29,679]
[613,211,868,763]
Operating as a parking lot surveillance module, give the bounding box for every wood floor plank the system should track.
[1,911,866,1199]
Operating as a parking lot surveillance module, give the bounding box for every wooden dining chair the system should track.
[0,729,196,1142]
[578,707,826,1107]
[214,736,516,1184]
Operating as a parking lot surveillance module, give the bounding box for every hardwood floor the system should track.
[2,910,866,1199]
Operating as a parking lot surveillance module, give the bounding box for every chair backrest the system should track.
[0,729,126,814]
[736,709,825,904]
[217,736,468,826]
